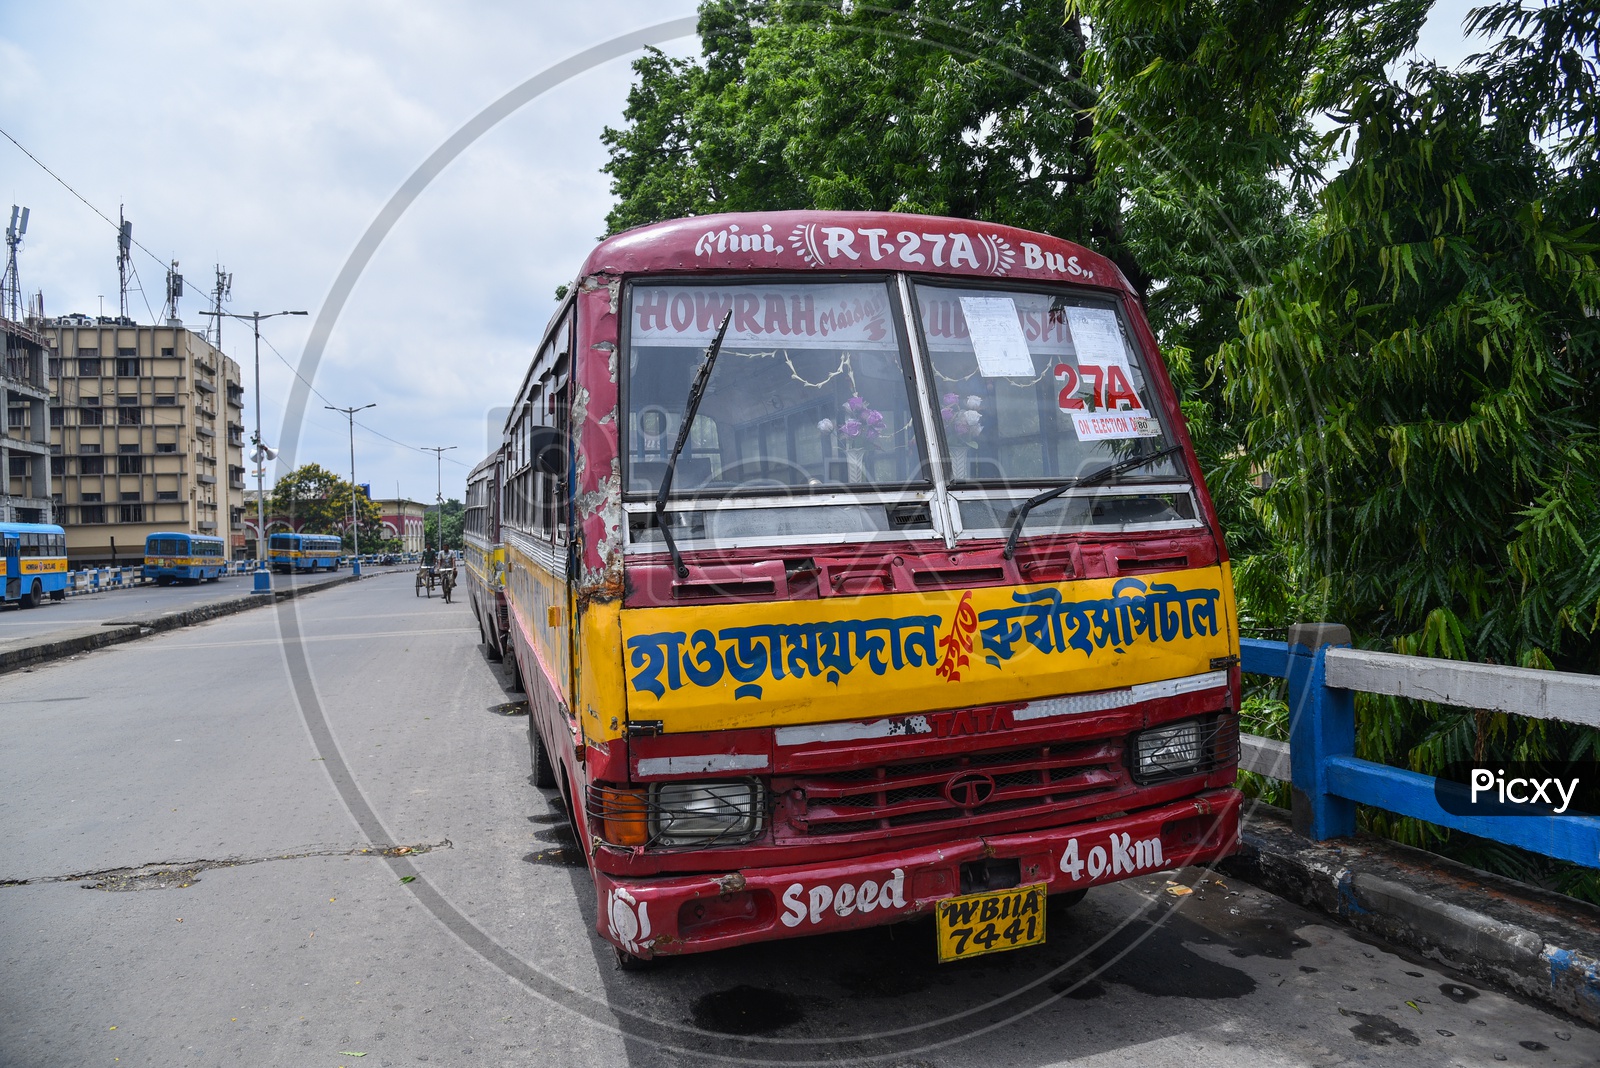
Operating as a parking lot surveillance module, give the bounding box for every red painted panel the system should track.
[580,211,1132,294]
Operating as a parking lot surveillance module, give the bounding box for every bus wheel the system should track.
[1051,889,1088,913]
[19,580,42,609]
[614,946,658,972]
[530,719,557,789]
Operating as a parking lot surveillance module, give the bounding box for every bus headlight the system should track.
[1134,720,1205,782]
[649,780,764,846]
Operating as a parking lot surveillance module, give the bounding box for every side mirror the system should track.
[529,426,567,476]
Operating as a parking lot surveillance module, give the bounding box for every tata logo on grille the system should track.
[942,771,997,808]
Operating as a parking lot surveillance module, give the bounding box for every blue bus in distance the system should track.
[142,532,227,585]
[1,522,69,608]
[269,532,343,573]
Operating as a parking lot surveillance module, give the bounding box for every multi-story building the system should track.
[2,317,53,523]
[374,498,429,553]
[38,316,246,565]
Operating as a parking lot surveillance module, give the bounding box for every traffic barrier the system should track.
[1239,625,1600,869]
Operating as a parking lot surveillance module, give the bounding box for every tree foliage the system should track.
[1217,1,1599,893]
[422,498,465,553]
[268,463,385,549]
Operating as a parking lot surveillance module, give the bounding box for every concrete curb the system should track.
[0,573,365,676]
[1224,803,1600,1027]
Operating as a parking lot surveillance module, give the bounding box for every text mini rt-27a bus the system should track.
[469,210,1241,967]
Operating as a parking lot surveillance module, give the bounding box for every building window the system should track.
[81,443,101,455]
[81,492,102,502]
[116,357,140,377]
[118,455,143,474]
[7,407,24,427]
[160,347,174,357]
[47,357,60,378]
[8,456,25,476]
[155,442,177,454]
[80,456,104,475]
[50,406,64,427]
[156,490,179,501]
[79,406,103,426]
[80,505,105,524]
[118,443,140,454]
[78,359,100,377]
[155,395,177,406]
[118,406,142,426]
[119,504,144,523]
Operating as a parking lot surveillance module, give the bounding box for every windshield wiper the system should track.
[656,311,733,578]
[1001,444,1184,560]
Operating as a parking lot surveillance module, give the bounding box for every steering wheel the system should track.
[715,457,814,489]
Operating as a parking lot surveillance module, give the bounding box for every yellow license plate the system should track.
[935,883,1047,962]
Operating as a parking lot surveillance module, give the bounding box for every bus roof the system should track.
[0,522,65,535]
[578,210,1132,293]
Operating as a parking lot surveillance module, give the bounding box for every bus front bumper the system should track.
[593,786,1240,959]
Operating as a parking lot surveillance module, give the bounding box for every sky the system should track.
[1,0,1487,505]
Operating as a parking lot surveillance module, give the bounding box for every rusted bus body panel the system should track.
[495,210,1242,961]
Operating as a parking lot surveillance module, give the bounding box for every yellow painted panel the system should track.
[620,567,1236,732]
[578,598,627,744]
[20,559,69,574]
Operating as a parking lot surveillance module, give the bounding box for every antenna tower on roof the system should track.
[117,205,133,320]
[2,205,30,322]
[207,264,232,348]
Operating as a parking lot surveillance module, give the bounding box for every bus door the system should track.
[2,533,17,601]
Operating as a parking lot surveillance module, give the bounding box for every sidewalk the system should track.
[1226,803,1600,1026]
[0,570,364,675]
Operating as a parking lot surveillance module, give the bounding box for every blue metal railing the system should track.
[1242,625,1600,870]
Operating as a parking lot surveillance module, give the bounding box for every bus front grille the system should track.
[775,740,1133,840]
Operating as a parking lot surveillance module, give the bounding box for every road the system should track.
[0,564,407,652]
[0,571,1592,1067]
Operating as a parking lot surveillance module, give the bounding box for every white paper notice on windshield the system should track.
[1065,307,1128,368]
[960,296,1035,377]
[1071,410,1162,441]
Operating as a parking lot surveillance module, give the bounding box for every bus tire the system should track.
[614,946,658,972]
[505,647,524,693]
[530,720,557,789]
[1052,889,1088,912]
[20,580,42,609]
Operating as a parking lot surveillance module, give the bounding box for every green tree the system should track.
[1218,2,1600,893]
[422,498,465,553]
[269,463,384,549]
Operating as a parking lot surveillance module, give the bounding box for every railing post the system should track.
[1286,622,1357,840]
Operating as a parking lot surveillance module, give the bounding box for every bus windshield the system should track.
[626,280,927,496]
[914,282,1194,538]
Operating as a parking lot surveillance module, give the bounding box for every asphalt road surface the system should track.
[0,563,405,651]
[1,572,1592,1067]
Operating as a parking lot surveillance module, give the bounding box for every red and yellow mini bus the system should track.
[491,210,1241,966]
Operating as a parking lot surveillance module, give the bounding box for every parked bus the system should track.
[1,522,69,608]
[268,532,343,573]
[142,532,227,585]
[493,211,1241,967]
[464,453,510,662]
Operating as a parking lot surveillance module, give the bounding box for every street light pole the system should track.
[326,402,376,577]
[421,445,456,562]
[196,308,307,595]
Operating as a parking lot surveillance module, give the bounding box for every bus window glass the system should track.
[625,281,927,500]
[912,284,1193,535]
